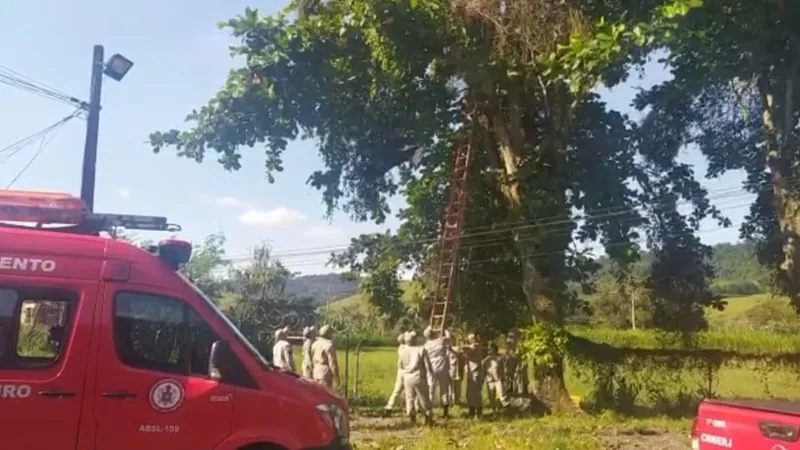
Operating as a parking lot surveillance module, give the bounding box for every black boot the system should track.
[442,406,450,419]
[409,413,416,425]
[424,413,434,427]
[467,407,475,418]
[475,407,483,418]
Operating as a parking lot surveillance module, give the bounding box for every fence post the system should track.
[354,340,362,398]
[344,331,350,400]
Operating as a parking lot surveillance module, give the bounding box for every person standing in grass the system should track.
[301,326,315,380]
[462,333,485,418]
[385,333,407,412]
[423,326,452,418]
[311,324,339,388]
[399,331,435,426]
[272,327,295,372]
[483,342,509,410]
[444,331,464,405]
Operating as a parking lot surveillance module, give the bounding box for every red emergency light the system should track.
[158,238,192,269]
[0,190,88,225]
[0,189,181,234]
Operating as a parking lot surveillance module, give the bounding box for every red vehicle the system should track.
[692,398,800,449]
[0,190,350,450]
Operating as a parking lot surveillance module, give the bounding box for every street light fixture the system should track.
[80,45,135,212]
[103,53,134,82]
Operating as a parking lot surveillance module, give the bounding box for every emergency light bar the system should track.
[0,190,87,224]
[0,190,180,233]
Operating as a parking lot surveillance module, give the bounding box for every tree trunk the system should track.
[483,85,576,412]
[758,71,800,307]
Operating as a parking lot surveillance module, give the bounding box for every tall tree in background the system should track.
[183,232,229,301]
[227,246,316,356]
[635,0,800,308]
[149,0,716,409]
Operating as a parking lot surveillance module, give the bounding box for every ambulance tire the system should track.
[239,443,287,450]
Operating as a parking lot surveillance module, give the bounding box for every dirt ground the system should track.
[350,415,691,449]
[600,426,690,449]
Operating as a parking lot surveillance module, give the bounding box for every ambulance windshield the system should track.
[178,273,271,369]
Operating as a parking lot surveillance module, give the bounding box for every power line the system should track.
[0,110,83,164]
[5,109,81,188]
[225,215,750,270]
[0,65,86,109]
[220,183,771,262]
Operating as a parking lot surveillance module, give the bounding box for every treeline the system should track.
[593,241,771,297]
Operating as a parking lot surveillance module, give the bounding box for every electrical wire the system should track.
[224,214,751,270]
[219,182,776,263]
[5,109,81,188]
[0,65,86,109]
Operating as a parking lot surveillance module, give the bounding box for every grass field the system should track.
[293,345,800,449]
[317,291,800,447]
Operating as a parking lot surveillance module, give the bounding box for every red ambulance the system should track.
[0,190,350,450]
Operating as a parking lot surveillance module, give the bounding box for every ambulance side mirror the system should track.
[208,340,231,380]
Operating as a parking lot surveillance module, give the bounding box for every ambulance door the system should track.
[0,278,98,450]
[93,286,234,450]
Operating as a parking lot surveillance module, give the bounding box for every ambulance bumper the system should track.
[303,437,352,450]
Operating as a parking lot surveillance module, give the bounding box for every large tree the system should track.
[634,0,800,308]
[150,0,715,409]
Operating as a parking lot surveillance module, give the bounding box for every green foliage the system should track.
[183,232,229,301]
[633,0,800,306]
[223,245,316,356]
[519,322,570,371]
[145,0,795,404]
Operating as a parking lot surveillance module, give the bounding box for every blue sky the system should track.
[0,0,751,275]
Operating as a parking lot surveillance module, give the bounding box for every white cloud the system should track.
[117,187,131,198]
[239,207,307,227]
[214,196,254,208]
[306,224,347,241]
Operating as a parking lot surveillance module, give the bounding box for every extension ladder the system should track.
[428,136,473,334]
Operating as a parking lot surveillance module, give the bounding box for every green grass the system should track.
[706,293,779,321]
[296,347,697,448]
[293,343,800,448]
[355,413,690,449]
[324,279,422,315]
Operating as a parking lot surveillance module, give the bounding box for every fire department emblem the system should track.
[149,379,185,413]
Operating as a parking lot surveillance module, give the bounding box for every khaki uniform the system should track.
[447,345,464,404]
[398,342,434,419]
[463,343,485,413]
[301,338,314,379]
[385,339,407,410]
[272,339,295,372]
[483,353,508,408]
[311,336,339,388]
[423,337,451,407]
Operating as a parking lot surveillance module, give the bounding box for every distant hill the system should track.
[290,242,772,309]
[285,273,359,306]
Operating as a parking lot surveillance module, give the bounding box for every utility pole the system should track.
[80,45,105,212]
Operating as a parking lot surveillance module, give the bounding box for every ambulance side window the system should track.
[113,291,218,376]
[0,287,74,369]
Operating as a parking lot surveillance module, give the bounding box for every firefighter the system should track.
[483,342,509,409]
[272,326,295,372]
[385,333,407,411]
[311,324,340,388]
[423,326,452,418]
[398,331,434,426]
[462,333,485,418]
[301,326,316,380]
[444,331,464,405]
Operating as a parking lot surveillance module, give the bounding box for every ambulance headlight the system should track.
[316,403,349,438]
